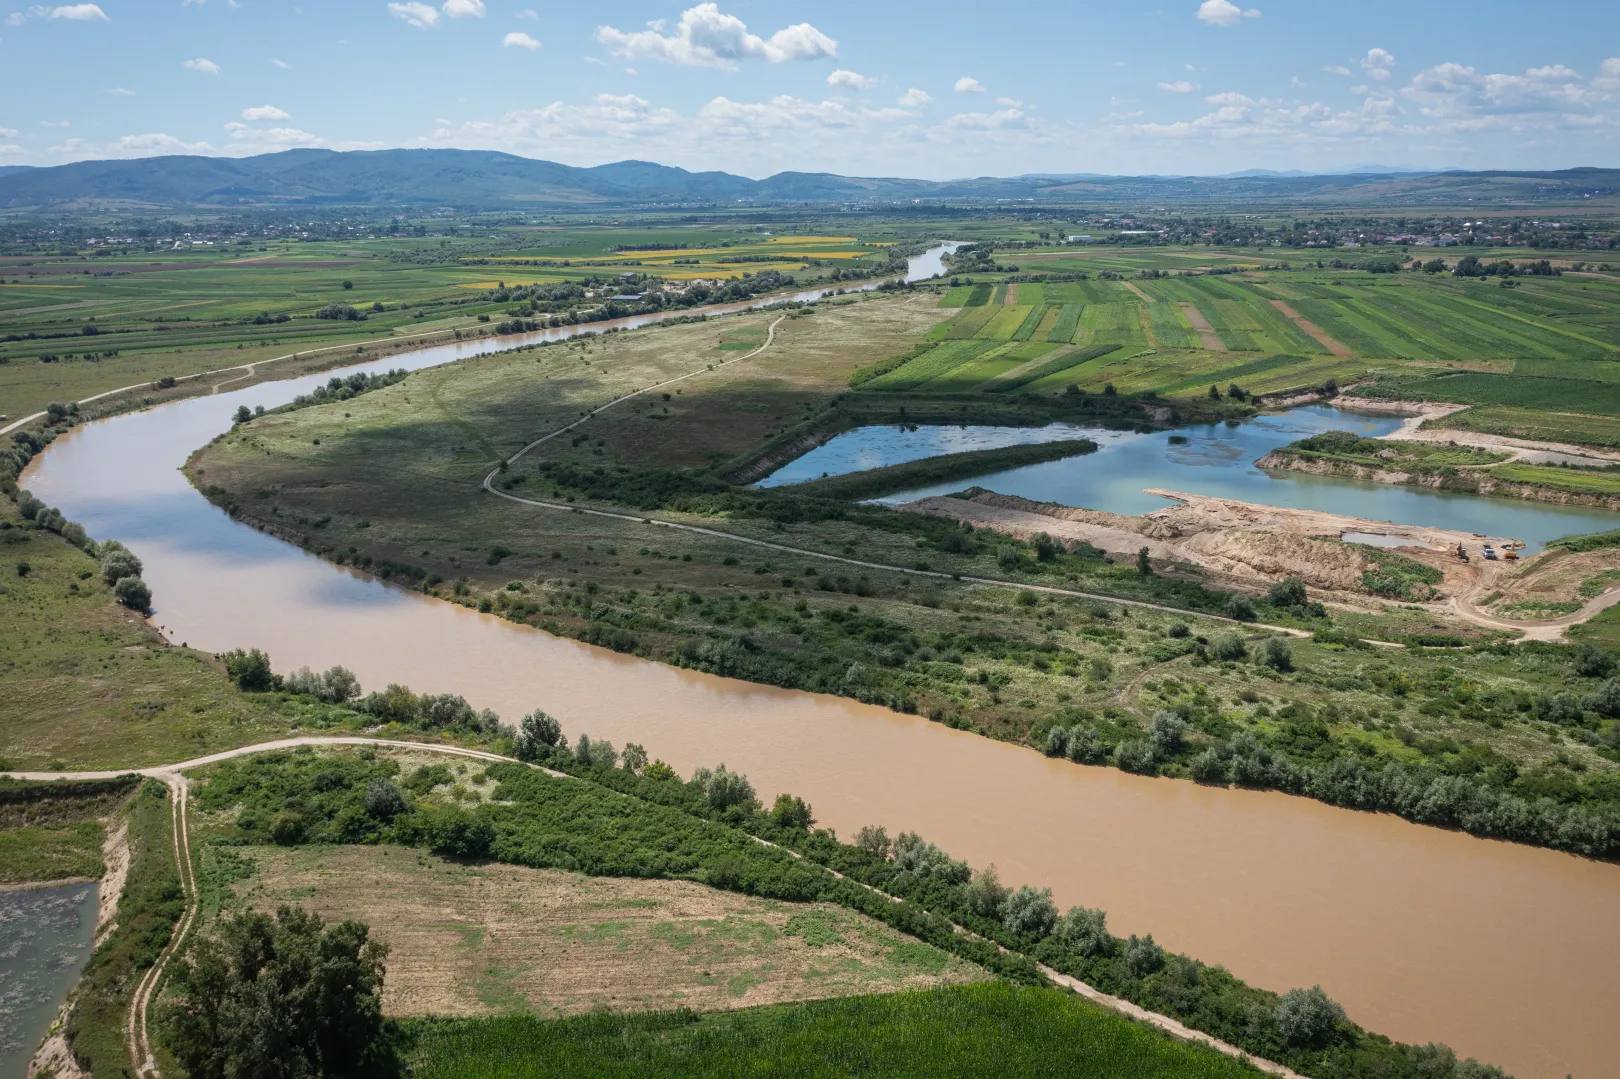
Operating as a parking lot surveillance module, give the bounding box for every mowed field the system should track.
[221,844,984,1018]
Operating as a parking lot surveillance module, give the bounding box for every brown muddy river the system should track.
[20,268,1620,1079]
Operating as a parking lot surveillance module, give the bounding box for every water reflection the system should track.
[763,406,1620,552]
[0,884,97,1078]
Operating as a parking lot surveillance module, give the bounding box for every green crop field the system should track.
[1366,372,1620,415]
[980,304,1036,339]
[1046,304,1084,343]
[402,983,1259,1079]
[1010,304,1049,341]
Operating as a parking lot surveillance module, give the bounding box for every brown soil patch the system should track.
[1005,282,1019,305]
[900,488,1496,600]
[1269,299,1353,357]
[1177,302,1226,351]
[1491,547,1620,608]
[1122,281,1154,303]
[229,845,982,1018]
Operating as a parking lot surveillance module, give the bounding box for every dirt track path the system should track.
[3,735,1302,1079]
[1178,302,1226,351]
[1269,299,1353,357]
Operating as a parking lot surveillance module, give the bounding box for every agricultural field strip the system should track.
[2,736,1302,1079]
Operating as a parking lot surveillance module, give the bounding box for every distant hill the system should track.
[0,148,1614,211]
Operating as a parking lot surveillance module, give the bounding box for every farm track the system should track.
[1268,300,1353,357]
[4,736,1302,1079]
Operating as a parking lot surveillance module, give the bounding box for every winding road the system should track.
[5,735,1300,1079]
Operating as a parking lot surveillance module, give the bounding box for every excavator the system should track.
[1454,543,1469,562]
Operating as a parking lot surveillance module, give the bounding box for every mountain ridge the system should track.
[0,147,1614,211]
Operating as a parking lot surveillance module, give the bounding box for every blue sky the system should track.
[3,0,1618,178]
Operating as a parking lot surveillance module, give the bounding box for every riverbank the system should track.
[786,439,1099,501]
[1259,433,1620,512]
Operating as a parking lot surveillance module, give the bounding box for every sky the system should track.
[2,0,1619,179]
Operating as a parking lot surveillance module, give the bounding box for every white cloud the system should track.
[388,2,439,29]
[827,68,875,90]
[1361,47,1396,81]
[1203,91,1252,106]
[241,105,290,121]
[0,127,18,136]
[948,108,1026,130]
[995,96,1022,107]
[46,3,108,19]
[40,119,70,127]
[597,4,835,69]
[1290,76,1305,88]
[1158,80,1197,93]
[441,0,484,17]
[1321,65,1351,76]
[183,57,221,74]
[271,58,290,68]
[897,87,931,107]
[107,133,214,155]
[954,76,984,93]
[516,8,536,19]
[224,121,323,149]
[1196,0,1259,27]
[108,86,135,95]
[503,31,540,50]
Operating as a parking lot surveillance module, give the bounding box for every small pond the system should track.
[0,883,97,1078]
[758,405,1620,552]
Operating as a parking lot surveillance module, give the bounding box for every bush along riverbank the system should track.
[189,734,1512,1079]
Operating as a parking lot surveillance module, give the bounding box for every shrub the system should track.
[1259,637,1294,672]
[363,780,407,821]
[1167,622,1190,639]
[314,303,366,321]
[621,743,649,774]
[1267,577,1307,608]
[114,575,153,612]
[1122,934,1166,977]
[1031,532,1060,562]
[1002,885,1057,938]
[574,734,618,770]
[269,811,306,846]
[221,648,277,692]
[996,545,1019,569]
[1149,711,1186,754]
[514,710,565,760]
[1053,906,1113,956]
[891,832,970,884]
[1573,644,1615,679]
[769,793,816,830]
[1113,739,1158,775]
[691,764,758,812]
[965,865,1009,919]
[1582,679,1620,718]
[1044,726,1071,757]
[1274,985,1346,1045]
[855,825,892,860]
[421,805,494,858]
[284,665,362,703]
[99,547,142,580]
[1189,749,1229,784]
[1222,594,1257,621]
[1211,633,1247,662]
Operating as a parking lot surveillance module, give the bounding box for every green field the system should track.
[402,983,1258,1079]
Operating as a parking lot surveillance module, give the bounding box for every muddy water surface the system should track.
[19,258,1620,1078]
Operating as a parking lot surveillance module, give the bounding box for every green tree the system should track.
[100,544,144,585]
[769,793,816,831]
[221,648,277,691]
[160,905,393,1079]
[1054,906,1113,956]
[513,710,565,760]
[1136,546,1152,575]
[114,575,152,611]
[1274,985,1346,1045]
[233,405,252,424]
[1211,633,1247,662]
[1267,577,1307,608]
[1222,594,1256,621]
[1002,885,1057,938]
[1259,637,1294,672]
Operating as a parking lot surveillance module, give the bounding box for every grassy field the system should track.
[401,982,1259,1079]
[215,843,983,1018]
[0,496,312,770]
